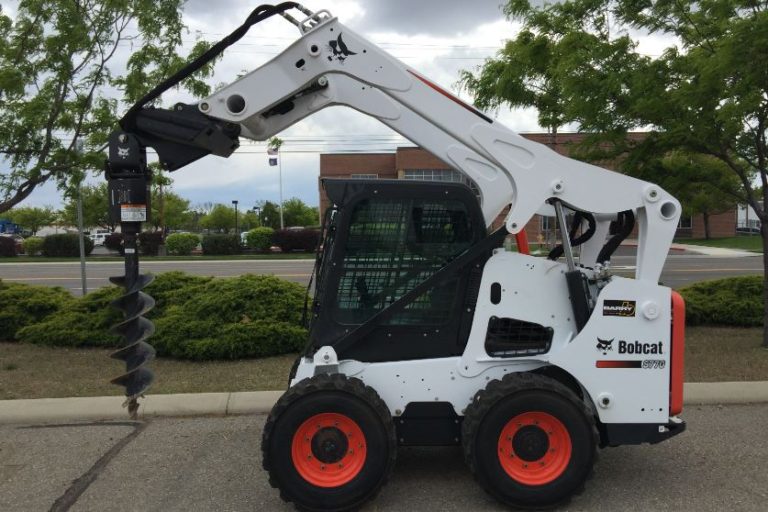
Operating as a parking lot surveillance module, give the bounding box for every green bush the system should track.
[165,233,200,256]
[274,228,320,252]
[42,234,94,257]
[104,233,124,255]
[23,237,44,256]
[9,271,307,360]
[245,227,274,251]
[0,281,73,340]
[0,236,16,257]
[679,276,763,327]
[15,272,214,347]
[16,286,123,347]
[201,234,241,255]
[138,231,164,256]
[152,274,307,359]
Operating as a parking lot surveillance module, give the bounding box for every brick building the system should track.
[319,135,737,239]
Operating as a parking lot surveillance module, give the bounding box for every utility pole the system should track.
[75,140,88,296]
[278,151,284,229]
[232,200,239,234]
[268,137,285,229]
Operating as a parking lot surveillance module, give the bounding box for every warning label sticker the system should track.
[121,204,147,222]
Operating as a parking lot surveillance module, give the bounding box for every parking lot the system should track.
[2,404,767,512]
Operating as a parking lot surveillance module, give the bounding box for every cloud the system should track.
[355,0,506,36]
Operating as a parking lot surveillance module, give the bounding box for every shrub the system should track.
[274,228,320,252]
[17,286,123,347]
[41,234,94,257]
[138,231,164,256]
[202,234,241,255]
[6,271,308,360]
[104,233,124,255]
[0,236,16,257]
[22,237,44,256]
[680,276,763,327]
[165,233,200,256]
[245,227,274,251]
[14,272,213,347]
[152,274,307,359]
[0,282,73,340]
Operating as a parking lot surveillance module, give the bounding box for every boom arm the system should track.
[195,10,680,283]
[110,6,681,283]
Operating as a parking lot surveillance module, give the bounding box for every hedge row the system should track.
[1,271,308,360]
[202,234,240,255]
[42,234,95,257]
[679,276,763,327]
[166,233,200,255]
[0,236,15,256]
[273,228,320,252]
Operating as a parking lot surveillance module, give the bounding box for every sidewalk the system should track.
[672,243,757,257]
[622,239,757,257]
[1,382,767,424]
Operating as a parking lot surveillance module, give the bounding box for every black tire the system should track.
[262,373,397,512]
[462,372,598,509]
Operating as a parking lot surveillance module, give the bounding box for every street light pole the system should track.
[232,200,239,235]
[253,206,261,227]
[75,140,87,296]
[278,151,284,229]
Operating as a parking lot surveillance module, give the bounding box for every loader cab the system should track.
[309,178,495,362]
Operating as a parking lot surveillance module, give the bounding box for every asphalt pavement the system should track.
[1,404,766,512]
[0,253,764,292]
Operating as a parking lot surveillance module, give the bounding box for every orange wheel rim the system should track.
[497,411,571,486]
[291,412,367,487]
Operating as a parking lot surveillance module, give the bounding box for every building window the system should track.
[678,216,692,229]
[351,173,378,179]
[403,169,480,197]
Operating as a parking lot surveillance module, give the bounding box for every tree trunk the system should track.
[762,222,768,348]
[703,211,711,240]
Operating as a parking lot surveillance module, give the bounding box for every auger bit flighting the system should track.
[106,130,156,419]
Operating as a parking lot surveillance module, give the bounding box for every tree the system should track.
[200,204,235,232]
[656,153,741,240]
[470,0,768,346]
[282,197,318,227]
[258,201,282,230]
[0,1,215,214]
[148,168,191,232]
[150,190,191,232]
[4,205,57,235]
[458,27,568,144]
[61,183,113,231]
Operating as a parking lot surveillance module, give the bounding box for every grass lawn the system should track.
[0,253,314,263]
[0,344,296,400]
[677,236,764,252]
[1,326,766,400]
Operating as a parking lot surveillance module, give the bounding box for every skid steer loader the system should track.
[104,3,686,510]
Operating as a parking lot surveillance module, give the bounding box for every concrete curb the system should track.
[1,382,767,425]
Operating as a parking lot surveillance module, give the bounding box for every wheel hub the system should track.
[311,427,350,464]
[291,412,368,488]
[512,425,550,462]
[497,411,572,486]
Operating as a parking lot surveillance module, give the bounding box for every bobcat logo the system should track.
[596,337,614,355]
[117,147,130,159]
[327,33,357,63]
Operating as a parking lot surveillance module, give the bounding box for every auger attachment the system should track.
[105,131,156,419]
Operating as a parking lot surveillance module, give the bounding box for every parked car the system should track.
[87,232,112,246]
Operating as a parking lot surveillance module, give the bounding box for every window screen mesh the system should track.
[334,198,474,325]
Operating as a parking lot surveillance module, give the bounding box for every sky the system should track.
[2,0,674,211]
